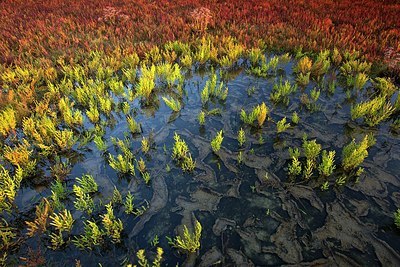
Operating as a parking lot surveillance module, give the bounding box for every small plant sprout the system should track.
[302,136,322,162]
[172,133,196,172]
[124,192,135,215]
[276,117,291,133]
[320,181,329,191]
[167,220,202,253]
[93,135,107,152]
[127,115,141,134]
[211,130,224,153]
[291,112,300,124]
[141,137,150,154]
[75,174,98,194]
[303,159,314,180]
[111,186,123,204]
[136,247,164,267]
[101,203,123,244]
[341,134,374,172]
[142,172,151,185]
[198,110,206,125]
[288,156,302,176]
[394,209,400,229]
[318,150,336,177]
[237,151,244,164]
[162,96,181,112]
[237,128,246,147]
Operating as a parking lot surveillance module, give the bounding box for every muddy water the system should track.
[14,59,400,266]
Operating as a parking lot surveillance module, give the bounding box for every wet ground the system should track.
[13,57,400,266]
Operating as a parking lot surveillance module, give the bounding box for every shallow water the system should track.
[13,57,400,266]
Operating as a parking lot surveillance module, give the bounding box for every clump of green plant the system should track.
[211,130,223,153]
[49,209,74,249]
[93,135,107,152]
[394,209,400,229]
[341,134,374,172]
[50,179,68,211]
[237,151,244,165]
[0,166,23,213]
[237,128,246,147]
[198,110,206,125]
[171,133,196,172]
[141,137,150,154]
[351,96,395,126]
[270,80,297,106]
[200,71,228,105]
[0,108,16,137]
[73,220,104,250]
[109,154,135,175]
[302,136,322,162]
[101,203,123,243]
[73,185,95,215]
[162,96,181,112]
[292,112,300,124]
[288,156,302,176]
[310,50,331,79]
[240,102,268,127]
[167,220,202,253]
[124,192,135,214]
[276,117,291,133]
[127,115,142,134]
[75,174,98,194]
[133,247,164,267]
[136,64,156,105]
[318,150,336,177]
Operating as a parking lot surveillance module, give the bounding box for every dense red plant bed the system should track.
[0,0,399,68]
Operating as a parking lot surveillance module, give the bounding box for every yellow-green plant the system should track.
[276,117,290,133]
[75,174,98,194]
[141,137,150,154]
[58,97,83,127]
[98,96,113,115]
[73,186,95,215]
[302,137,322,162]
[101,203,123,243]
[237,128,246,147]
[162,96,181,112]
[86,102,100,124]
[136,64,156,105]
[133,247,164,267]
[240,102,268,127]
[292,112,300,124]
[142,172,151,185]
[198,111,206,125]
[310,50,330,79]
[211,130,223,153]
[288,156,302,176]
[0,108,16,136]
[109,154,135,175]
[50,179,68,211]
[3,139,36,174]
[124,192,135,214]
[136,157,147,174]
[167,220,202,253]
[270,80,297,106]
[294,56,312,74]
[127,115,142,134]
[172,133,196,172]
[26,198,52,237]
[237,151,244,164]
[341,135,373,172]
[53,129,77,150]
[296,72,310,87]
[50,209,74,233]
[111,186,123,205]
[318,150,336,177]
[109,78,124,95]
[93,135,107,152]
[0,166,23,213]
[394,209,400,229]
[373,77,397,97]
[303,158,314,180]
[0,219,17,252]
[73,220,104,250]
[351,96,395,126]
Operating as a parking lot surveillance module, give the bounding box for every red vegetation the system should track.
[0,0,399,66]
